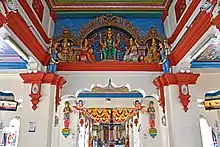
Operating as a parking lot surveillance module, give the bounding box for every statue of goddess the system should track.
[101,28,117,60]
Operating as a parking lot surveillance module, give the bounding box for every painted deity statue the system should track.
[57,38,76,62]
[123,38,139,62]
[57,39,69,62]
[63,101,72,128]
[132,100,147,116]
[144,38,160,63]
[151,38,160,62]
[47,41,59,73]
[73,100,88,115]
[147,101,155,128]
[80,39,95,62]
[159,41,170,73]
[101,28,117,60]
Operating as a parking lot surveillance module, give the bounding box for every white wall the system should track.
[59,71,161,96]
[0,73,24,100]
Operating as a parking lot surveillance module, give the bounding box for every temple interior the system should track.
[0,0,220,147]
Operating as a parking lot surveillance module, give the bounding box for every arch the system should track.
[79,14,140,41]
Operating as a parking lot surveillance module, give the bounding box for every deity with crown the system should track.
[100,28,117,60]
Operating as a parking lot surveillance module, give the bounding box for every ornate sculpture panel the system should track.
[52,15,166,64]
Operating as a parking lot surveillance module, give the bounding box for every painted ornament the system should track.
[62,101,72,138]
[62,128,70,138]
[149,128,157,138]
[147,101,157,138]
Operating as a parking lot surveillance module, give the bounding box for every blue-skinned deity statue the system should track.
[159,41,170,73]
[48,42,59,73]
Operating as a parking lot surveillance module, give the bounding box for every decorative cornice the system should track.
[46,0,169,11]
[57,62,162,71]
[154,73,200,86]
[153,73,200,113]
[20,72,66,86]
[20,72,66,112]
[6,12,50,66]
[168,0,201,44]
[18,0,50,44]
[168,11,212,66]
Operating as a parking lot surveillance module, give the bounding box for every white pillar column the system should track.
[133,115,139,147]
[158,105,170,147]
[85,119,89,147]
[154,73,203,147]
[18,73,66,147]
[128,118,133,147]
[78,115,85,147]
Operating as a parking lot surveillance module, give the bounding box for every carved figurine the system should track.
[147,101,156,128]
[57,39,73,62]
[159,41,170,73]
[63,101,72,128]
[144,38,160,63]
[80,39,95,62]
[151,38,160,62]
[73,100,87,115]
[101,28,117,60]
[123,38,139,62]
[48,41,59,73]
[115,33,126,61]
[132,99,147,116]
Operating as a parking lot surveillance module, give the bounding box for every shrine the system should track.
[0,0,220,147]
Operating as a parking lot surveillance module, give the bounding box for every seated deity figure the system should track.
[123,38,139,62]
[57,38,71,62]
[101,28,117,60]
[144,38,160,63]
[80,39,95,62]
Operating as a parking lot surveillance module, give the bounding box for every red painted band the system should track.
[18,0,50,44]
[57,62,162,71]
[168,0,201,44]
[7,12,50,65]
[169,12,212,66]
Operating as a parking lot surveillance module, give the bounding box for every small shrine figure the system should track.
[132,100,147,116]
[47,41,59,73]
[159,40,170,73]
[80,39,95,62]
[73,100,87,115]
[63,101,72,128]
[147,101,156,128]
[101,28,117,60]
[123,38,139,62]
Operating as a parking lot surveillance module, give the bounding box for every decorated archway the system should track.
[59,79,159,147]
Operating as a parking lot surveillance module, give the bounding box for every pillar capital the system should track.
[153,73,200,113]
[20,72,66,111]
[154,73,200,86]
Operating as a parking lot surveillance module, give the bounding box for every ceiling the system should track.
[191,35,220,69]
[47,0,170,11]
[0,29,26,70]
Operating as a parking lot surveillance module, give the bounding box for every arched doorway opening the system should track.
[199,115,218,147]
[58,79,160,147]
